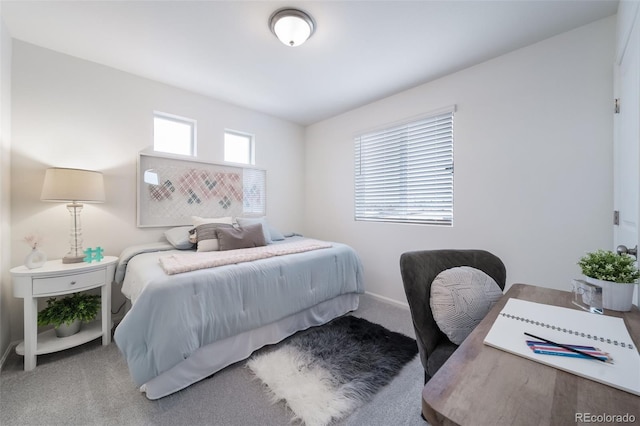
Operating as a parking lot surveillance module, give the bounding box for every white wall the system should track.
[0,15,13,364]
[305,17,616,304]
[9,41,305,341]
[5,15,618,342]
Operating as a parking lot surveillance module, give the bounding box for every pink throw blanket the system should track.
[159,239,332,275]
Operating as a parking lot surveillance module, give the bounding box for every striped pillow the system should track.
[191,223,234,252]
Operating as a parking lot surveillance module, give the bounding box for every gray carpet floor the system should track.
[0,294,427,426]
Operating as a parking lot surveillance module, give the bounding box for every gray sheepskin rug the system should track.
[246,315,417,426]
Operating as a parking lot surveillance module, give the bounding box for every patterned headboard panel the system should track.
[137,152,265,227]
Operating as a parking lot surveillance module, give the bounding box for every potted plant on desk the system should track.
[37,292,101,337]
[578,249,639,312]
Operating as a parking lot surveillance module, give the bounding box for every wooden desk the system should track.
[422,284,640,426]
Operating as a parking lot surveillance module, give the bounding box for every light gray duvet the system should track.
[113,237,364,387]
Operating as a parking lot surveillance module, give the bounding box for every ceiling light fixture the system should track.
[269,8,315,47]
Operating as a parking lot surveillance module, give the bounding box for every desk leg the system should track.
[101,281,111,345]
[422,394,446,426]
[22,297,37,371]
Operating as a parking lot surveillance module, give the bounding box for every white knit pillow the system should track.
[430,266,503,345]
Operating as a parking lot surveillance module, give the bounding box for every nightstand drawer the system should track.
[32,269,105,295]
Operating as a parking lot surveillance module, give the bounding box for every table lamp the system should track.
[40,167,105,263]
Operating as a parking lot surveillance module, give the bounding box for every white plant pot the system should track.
[55,320,81,338]
[585,277,636,312]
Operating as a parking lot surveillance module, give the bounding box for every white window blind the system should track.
[355,108,454,225]
[242,167,266,215]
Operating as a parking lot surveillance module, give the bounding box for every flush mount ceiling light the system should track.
[269,8,315,47]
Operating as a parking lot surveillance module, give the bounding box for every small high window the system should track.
[224,130,254,165]
[153,112,196,156]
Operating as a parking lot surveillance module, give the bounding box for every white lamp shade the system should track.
[41,168,105,203]
[270,8,315,47]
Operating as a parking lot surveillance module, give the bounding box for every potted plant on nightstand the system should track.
[37,293,101,337]
[578,249,640,312]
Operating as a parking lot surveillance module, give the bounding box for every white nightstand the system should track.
[11,256,118,371]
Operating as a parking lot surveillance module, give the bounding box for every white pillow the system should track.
[191,216,233,226]
[430,266,503,345]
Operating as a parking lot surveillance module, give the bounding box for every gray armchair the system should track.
[400,249,506,383]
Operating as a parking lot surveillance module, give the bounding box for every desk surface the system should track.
[422,284,640,426]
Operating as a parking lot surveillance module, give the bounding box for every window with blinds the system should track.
[354,108,454,225]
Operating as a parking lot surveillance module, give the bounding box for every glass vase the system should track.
[25,247,47,269]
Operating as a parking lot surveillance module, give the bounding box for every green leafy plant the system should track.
[578,249,640,283]
[37,293,100,328]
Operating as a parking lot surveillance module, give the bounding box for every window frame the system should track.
[153,112,197,157]
[354,106,455,226]
[224,129,255,165]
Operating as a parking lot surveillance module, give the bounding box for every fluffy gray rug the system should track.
[247,316,418,426]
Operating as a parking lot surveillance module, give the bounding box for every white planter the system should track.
[55,320,81,338]
[585,277,636,312]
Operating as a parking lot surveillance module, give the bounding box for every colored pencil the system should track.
[524,332,607,363]
[528,346,611,362]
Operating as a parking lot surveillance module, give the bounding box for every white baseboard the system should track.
[364,291,410,310]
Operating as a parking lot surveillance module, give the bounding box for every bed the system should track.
[113,234,364,400]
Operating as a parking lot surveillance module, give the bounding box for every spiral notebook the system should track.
[483,298,640,396]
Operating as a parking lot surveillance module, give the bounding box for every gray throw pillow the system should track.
[216,223,267,251]
[430,266,503,345]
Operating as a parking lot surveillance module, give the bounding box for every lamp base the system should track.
[64,202,85,264]
[62,254,85,264]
